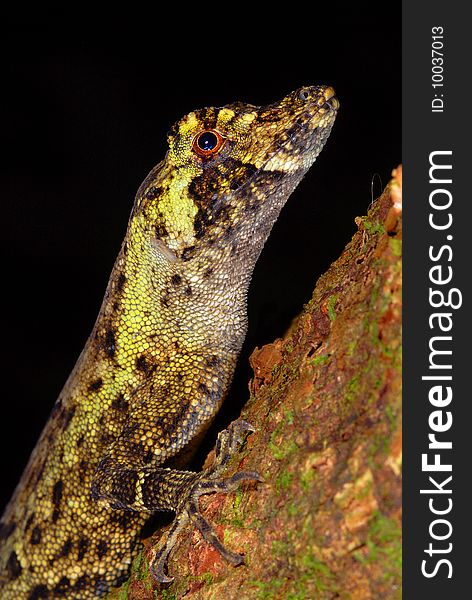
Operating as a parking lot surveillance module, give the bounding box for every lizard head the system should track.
[136,86,338,269]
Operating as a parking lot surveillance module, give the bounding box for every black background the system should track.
[0,10,400,513]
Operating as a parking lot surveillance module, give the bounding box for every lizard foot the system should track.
[150,419,261,584]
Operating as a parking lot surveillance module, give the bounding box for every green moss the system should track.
[368,431,391,463]
[199,572,214,585]
[369,321,379,343]
[346,341,357,357]
[355,511,402,585]
[284,409,295,425]
[294,552,338,596]
[370,282,380,305]
[326,294,338,322]
[360,217,385,236]
[229,516,245,528]
[268,420,298,460]
[311,353,330,366]
[134,552,150,583]
[272,539,291,555]
[269,440,287,460]
[276,470,293,492]
[233,486,243,509]
[285,591,308,600]
[355,476,373,501]
[300,464,317,493]
[384,404,398,428]
[249,578,285,599]
[345,374,361,405]
[110,585,129,600]
[270,359,299,388]
[389,237,402,257]
[250,517,263,529]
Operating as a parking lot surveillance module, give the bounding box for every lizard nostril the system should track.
[298,89,310,102]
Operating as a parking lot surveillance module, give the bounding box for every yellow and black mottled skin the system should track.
[0,85,338,598]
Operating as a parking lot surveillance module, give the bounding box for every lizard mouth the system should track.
[259,88,339,176]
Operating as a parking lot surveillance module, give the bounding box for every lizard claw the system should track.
[214,419,256,469]
[149,421,261,584]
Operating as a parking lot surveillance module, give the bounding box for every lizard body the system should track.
[0,85,338,598]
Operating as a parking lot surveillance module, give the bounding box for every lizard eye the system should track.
[193,130,225,157]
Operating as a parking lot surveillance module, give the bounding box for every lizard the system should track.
[0,84,338,599]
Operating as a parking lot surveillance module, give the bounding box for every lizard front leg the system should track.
[148,419,261,583]
[90,371,260,583]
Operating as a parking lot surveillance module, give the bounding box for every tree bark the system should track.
[108,166,402,600]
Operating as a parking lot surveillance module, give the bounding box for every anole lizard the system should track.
[0,85,338,598]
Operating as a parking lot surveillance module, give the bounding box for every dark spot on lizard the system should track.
[104,328,116,357]
[24,514,35,532]
[171,274,182,286]
[114,571,131,587]
[97,539,109,558]
[59,538,73,558]
[74,574,89,591]
[52,509,60,523]
[78,459,89,479]
[77,536,90,561]
[184,286,192,296]
[145,184,162,200]
[222,224,235,241]
[143,449,154,464]
[231,162,258,190]
[193,209,212,240]
[77,434,85,447]
[116,272,126,292]
[31,525,42,545]
[28,584,49,599]
[94,576,109,596]
[111,394,129,411]
[203,267,213,278]
[202,107,217,131]
[257,108,284,122]
[61,406,76,430]
[181,245,196,261]
[129,441,146,459]
[109,511,134,531]
[136,355,150,372]
[52,480,63,508]
[7,550,22,579]
[206,355,220,368]
[198,382,210,395]
[53,576,71,596]
[155,221,169,240]
[99,431,115,447]
[88,378,103,392]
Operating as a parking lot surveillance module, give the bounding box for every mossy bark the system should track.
[108,167,403,600]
